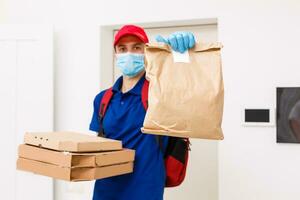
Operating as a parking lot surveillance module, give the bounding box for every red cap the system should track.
[114,25,149,46]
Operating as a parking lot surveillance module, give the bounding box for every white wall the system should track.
[4,0,300,200]
[0,0,7,22]
[218,7,300,200]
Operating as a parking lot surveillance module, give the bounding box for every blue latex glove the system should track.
[155,31,195,53]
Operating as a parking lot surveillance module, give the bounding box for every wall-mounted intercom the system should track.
[242,108,275,126]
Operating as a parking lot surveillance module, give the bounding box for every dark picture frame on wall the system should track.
[277,87,300,143]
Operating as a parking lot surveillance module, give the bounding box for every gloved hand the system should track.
[155,31,195,53]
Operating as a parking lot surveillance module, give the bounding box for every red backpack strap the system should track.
[98,88,114,137]
[141,79,164,153]
[141,79,149,110]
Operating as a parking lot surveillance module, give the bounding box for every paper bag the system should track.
[141,42,224,140]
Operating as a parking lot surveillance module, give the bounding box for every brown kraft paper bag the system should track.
[141,42,224,140]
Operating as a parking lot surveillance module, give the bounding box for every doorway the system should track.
[100,19,219,200]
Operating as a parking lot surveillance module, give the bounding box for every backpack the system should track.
[97,79,190,187]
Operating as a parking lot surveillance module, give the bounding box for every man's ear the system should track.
[144,55,148,67]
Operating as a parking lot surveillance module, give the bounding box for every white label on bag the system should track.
[172,50,190,63]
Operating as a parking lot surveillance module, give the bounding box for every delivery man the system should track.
[89,24,195,200]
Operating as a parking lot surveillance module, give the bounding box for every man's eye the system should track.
[134,46,141,50]
[119,48,126,52]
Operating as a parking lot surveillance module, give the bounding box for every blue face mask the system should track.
[116,53,145,77]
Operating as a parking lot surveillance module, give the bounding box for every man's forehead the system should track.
[116,35,145,46]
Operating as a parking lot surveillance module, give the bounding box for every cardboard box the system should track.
[17,144,135,181]
[24,131,122,152]
[18,144,135,167]
[17,158,133,181]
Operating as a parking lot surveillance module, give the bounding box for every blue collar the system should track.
[112,73,146,95]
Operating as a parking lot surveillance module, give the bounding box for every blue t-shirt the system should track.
[89,74,168,200]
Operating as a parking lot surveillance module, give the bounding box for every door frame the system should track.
[98,18,219,200]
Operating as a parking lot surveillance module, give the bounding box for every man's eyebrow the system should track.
[133,43,144,46]
[116,44,126,48]
[116,43,144,48]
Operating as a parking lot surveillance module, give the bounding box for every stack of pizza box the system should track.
[17,131,135,181]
